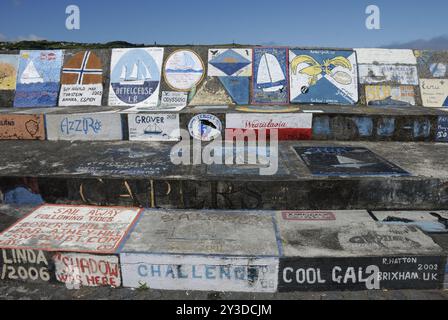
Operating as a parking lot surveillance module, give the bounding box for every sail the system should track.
[120,66,126,80]
[21,60,43,84]
[129,63,138,79]
[257,54,271,84]
[337,156,363,164]
[141,61,152,80]
[265,54,285,83]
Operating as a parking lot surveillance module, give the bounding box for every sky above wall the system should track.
[0,0,447,48]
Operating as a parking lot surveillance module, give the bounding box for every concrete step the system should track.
[0,140,447,210]
[0,205,447,292]
[1,105,447,142]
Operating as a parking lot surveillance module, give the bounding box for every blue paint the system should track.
[252,48,288,104]
[289,49,357,105]
[413,119,431,138]
[209,50,251,76]
[312,116,331,136]
[4,187,44,205]
[377,118,395,137]
[353,117,373,137]
[60,117,102,135]
[14,50,63,108]
[436,116,448,142]
[218,77,249,105]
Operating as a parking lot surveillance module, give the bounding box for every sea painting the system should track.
[163,49,205,91]
[109,48,164,107]
[251,48,288,104]
[14,50,63,108]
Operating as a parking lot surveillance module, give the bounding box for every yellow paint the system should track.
[0,62,17,90]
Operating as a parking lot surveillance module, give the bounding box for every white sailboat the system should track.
[21,60,44,84]
[120,60,152,85]
[257,53,285,92]
[178,52,196,71]
[332,156,374,169]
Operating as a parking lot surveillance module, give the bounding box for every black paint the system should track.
[279,256,446,292]
[294,146,410,176]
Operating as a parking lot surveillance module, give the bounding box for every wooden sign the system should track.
[0,114,45,140]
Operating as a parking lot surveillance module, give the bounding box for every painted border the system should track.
[162,49,206,92]
[250,46,290,106]
[0,204,144,254]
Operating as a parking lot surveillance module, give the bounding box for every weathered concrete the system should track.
[0,141,446,209]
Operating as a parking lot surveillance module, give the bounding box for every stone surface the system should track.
[276,210,442,258]
[121,209,278,256]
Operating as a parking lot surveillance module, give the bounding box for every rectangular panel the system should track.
[0,114,45,140]
[128,113,180,141]
[46,113,123,141]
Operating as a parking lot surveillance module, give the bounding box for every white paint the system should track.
[46,113,123,141]
[65,5,80,30]
[160,91,188,107]
[0,205,142,253]
[120,253,278,292]
[419,79,448,107]
[128,113,180,141]
[164,50,204,91]
[226,113,312,129]
[355,49,417,65]
[54,253,121,287]
[358,65,419,85]
[59,84,103,106]
[1,249,50,282]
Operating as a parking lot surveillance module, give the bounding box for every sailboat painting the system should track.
[109,48,164,107]
[128,114,180,141]
[252,48,288,104]
[289,49,358,105]
[14,50,63,108]
[164,49,205,91]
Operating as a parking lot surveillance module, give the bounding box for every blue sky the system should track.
[0,0,447,47]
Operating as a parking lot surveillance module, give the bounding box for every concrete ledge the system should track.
[0,141,447,210]
[0,205,447,292]
[0,105,447,142]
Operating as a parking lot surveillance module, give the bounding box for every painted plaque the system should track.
[188,113,222,141]
[419,79,448,107]
[365,85,416,106]
[289,49,358,105]
[14,50,63,107]
[121,254,278,292]
[59,50,104,106]
[160,91,188,108]
[109,48,163,107]
[252,48,288,104]
[163,49,205,91]
[294,146,410,176]
[358,65,419,85]
[355,49,417,65]
[128,113,180,141]
[0,114,45,140]
[208,48,252,77]
[436,116,448,142]
[226,113,313,140]
[54,253,121,287]
[46,113,123,141]
[279,256,445,291]
[0,54,19,90]
[415,50,448,79]
[0,249,54,283]
[0,205,143,253]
